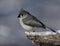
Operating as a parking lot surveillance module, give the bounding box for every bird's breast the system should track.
[20,19,33,30]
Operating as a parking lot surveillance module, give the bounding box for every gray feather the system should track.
[22,14,45,28]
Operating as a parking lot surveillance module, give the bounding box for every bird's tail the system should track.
[45,26,60,34]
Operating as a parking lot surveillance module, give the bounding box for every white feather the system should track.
[19,18,33,31]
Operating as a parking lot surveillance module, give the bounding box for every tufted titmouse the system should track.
[18,9,59,34]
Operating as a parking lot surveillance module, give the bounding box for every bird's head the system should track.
[18,9,31,19]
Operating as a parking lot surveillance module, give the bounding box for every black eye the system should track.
[22,14,23,16]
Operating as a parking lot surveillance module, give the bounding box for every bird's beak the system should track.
[18,13,21,18]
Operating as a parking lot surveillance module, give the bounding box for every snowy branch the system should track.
[25,30,60,46]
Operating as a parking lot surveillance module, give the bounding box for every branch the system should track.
[25,31,60,46]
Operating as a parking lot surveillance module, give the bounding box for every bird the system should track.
[18,9,59,34]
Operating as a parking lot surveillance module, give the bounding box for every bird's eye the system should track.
[22,14,23,16]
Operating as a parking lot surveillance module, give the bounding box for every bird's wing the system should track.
[23,15,46,28]
[33,16,46,28]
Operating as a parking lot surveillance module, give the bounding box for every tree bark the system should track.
[25,32,60,46]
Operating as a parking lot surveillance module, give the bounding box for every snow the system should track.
[25,30,60,36]
[57,30,60,33]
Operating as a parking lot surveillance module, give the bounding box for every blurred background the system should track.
[0,0,60,46]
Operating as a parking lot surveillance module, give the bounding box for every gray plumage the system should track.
[18,9,59,34]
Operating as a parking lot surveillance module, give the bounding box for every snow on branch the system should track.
[25,30,60,46]
[25,30,60,36]
[25,31,56,36]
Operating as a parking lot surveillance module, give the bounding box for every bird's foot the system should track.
[33,31,35,32]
